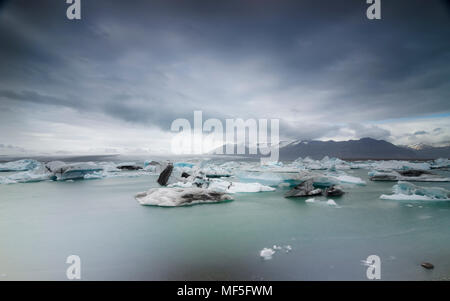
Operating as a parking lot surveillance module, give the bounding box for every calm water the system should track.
[1,168,450,280]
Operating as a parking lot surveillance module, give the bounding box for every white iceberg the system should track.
[380,181,450,201]
[135,187,233,207]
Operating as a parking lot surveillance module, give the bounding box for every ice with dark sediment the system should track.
[45,161,104,180]
[369,169,450,182]
[169,178,275,193]
[116,162,142,170]
[135,187,233,207]
[285,179,323,197]
[380,181,450,201]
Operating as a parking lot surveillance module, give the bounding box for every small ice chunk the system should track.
[259,248,276,260]
[326,199,337,206]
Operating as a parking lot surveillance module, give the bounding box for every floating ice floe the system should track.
[285,179,323,197]
[174,162,195,168]
[304,197,340,207]
[380,181,450,201]
[236,172,300,187]
[292,156,354,170]
[431,158,450,169]
[369,170,450,182]
[116,162,142,170]
[202,179,275,193]
[325,172,366,186]
[169,177,275,193]
[45,161,103,181]
[199,165,232,178]
[135,187,233,207]
[259,248,276,260]
[0,159,41,172]
[371,160,431,171]
[326,199,337,206]
[0,166,53,184]
[143,160,163,172]
[296,171,365,187]
[259,245,292,260]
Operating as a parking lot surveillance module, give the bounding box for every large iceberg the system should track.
[380,181,450,201]
[0,159,41,172]
[135,187,233,207]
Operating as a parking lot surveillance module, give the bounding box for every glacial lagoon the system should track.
[0,157,449,280]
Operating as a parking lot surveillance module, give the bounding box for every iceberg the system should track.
[291,156,354,170]
[0,159,41,172]
[371,160,431,171]
[174,162,195,168]
[236,172,295,186]
[0,166,53,184]
[431,158,450,169]
[207,179,275,193]
[285,179,323,198]
[135,187,233,207]
[116,162,142,170]
[380,181,450,201]
[45,161,103,180]
[169,177,275,194]
[369,170,450,182]
[200,165,232,178]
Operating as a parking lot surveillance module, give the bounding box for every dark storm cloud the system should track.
[0,0,449,141]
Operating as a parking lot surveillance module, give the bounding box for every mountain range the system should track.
[212,138,450,160]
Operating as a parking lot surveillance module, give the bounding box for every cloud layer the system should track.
[0,0,449,154]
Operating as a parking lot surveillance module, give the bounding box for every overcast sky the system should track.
[0,0,449,155]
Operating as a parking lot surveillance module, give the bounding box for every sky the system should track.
[0,0,449,155]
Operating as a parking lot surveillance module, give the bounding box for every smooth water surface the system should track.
[1,169,450,280]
